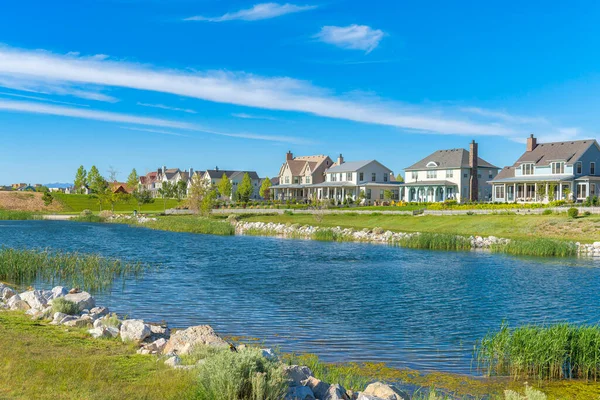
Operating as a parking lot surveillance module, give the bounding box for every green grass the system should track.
[53,193,181,214]
[476,323,600,381]
[397,233,472,251]
[237,213,599,243]
[140,216,235,236]
[0,209,38,220]
[312,228,352,242]
[0,312,197,400]
[0,247,150,293]
[491,238,578,257]
[51,297,79,315]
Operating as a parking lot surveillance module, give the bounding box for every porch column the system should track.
[545,183,549,203]
[534,183,538,202]
[559,183,563,200]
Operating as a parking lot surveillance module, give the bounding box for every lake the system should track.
[2,220,600,374]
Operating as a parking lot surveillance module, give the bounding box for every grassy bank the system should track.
[476,323,600,381]
[0,312,197,400]
[0,248,149,292]
[237,212,598,243]
[491,238,578,257]
[140,216,235,236]
[0,209,39,220]
[53,193,181,214]
[397,232,472,251]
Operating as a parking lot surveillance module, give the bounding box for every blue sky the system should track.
[1,0,599,184]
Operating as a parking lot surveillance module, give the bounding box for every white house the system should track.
[403,141,499,202]
[490,135,600,203]
[272,152,334,200]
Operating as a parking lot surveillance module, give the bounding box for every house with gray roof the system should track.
[490,135,600,203]
[202,167,262,200]
[404,140,499,202]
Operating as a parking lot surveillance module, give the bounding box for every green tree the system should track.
[133,189,154,211]
[217,173,232,200]
[237,173,254,204]
[548,182,557,202]
[158,181,175,212]
[395,174,404,183]
[74,165,87,193]
[383,190,393,201]
[358,190,366,204]
[87,166,106,194]
[201,187,217,215]
[127,168,140,192]
[175,180,188,202]
[42,192,53,206]
[187,174,215,216]
[259,177,272,199]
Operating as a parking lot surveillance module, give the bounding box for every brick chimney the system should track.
[469,140,478,202]
[526,134,537,152]
[337,153,344,165]
[286,151,293,161]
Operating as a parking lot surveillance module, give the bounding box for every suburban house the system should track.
[11,183,27,190]
[110,182,132,194]
[272,151,334,200]
[65,185,90,195]
[140,166,196,197]
[313,156,400,203]
[490,135,600,203]
[404,141,499,202]
[202,168,262,200]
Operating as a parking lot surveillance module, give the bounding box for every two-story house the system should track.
[202,168,262,200]
[404,141,499,203]
[312,156,400,204]
[490,135,600,203]
[272,152,334,200]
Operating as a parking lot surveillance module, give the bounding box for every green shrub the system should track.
[567,207,579,218]
[542,209,553,215]
[283,210,293,216]
[80,209,92,216]
[195,346,286,400]
[51,298,79,315]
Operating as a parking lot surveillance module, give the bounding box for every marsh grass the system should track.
[0,209,38,220]
[70,214,106,223]
[0,247,150,293]
[312,229,353,242]
[142,216,234,236]
[397,233,472,251]
[491,238,577,257]
[285,353,371,391]
[51,298,79,315]
[475,323,600,381]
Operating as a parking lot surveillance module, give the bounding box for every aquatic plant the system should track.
[312,229,352,242]
[491,238,577,257]
[285,353,370,391]
[141,216,234,236]
[397,233,472,251]
[0,247,149,293]
[0,210,38,220]
[475,322,600,381]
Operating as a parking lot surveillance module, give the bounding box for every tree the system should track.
[133,189,154,211]
[548,183,557,202]
[87,166,106,194]
[107,165,119,182]
[175,180,188,202]
[237,173,254,204]
[259,177,272,200]
[217,173,232,201]
[383,190,393,201]
[127,168,140,192]
[536,183,547,202]
[395,174,404,183]
[42,192,53,206]
[187,174,215,216]
[201,187,217,215]
[158,181,175,212]
[74,165,87,193]
[358,190,366,204]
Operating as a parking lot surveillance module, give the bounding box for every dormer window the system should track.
[551,162,564,174]
[521,163,534,175]
[426,161,439,168]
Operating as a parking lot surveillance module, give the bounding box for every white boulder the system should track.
[19,290,47,310]
[120,319,151,342]
[64,291,95,312]
[362,382,409,400]
[162,325,227,355]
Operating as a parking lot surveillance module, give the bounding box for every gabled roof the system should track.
[326,160,390,173]
[230,171,260,180]
[405,148,498,170]
[205,170,238,179]
[514,140,597,166]
[279,155,331,177]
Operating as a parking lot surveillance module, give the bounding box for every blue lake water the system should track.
[2,220,600,374]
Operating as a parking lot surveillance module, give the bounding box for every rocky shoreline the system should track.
[0,282,410,400]
[232,220,600,256]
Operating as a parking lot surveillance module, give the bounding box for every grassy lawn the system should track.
[53,193,181,214]
[235,213,600,243]
[0,312,197,400]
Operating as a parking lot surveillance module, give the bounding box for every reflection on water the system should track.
[2,220,600,374]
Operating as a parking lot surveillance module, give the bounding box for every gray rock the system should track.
[63,317,93,328]
[162,325,227,355]
[324,384,350,400]
[51,286,68,299]
[8,296,30,311]
[120,319,151,342]
[89,306,109,318]
[284,365,314,386]
[64,291,95,312]
[53,312,68,324]
[302,377,330,400]
[147,338,167,353]
[59,315,78,325]
[286,385,316,400]
[19,290,47,310]
[1,286,15,301]
[357,395,384,400]
[164,355,181,367]
[361,382,409,400]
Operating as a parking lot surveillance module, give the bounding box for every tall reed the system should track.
[0,210,38,220]
[0,247,150,292]
[475,322,600,381]
[397,233,472,251]
[312,229,353,242]
[142,217,235,236]
[491,238,577,257]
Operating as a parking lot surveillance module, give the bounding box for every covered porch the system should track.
[403,181,458,203]
[271,184,309,201]
[490,176,574,203]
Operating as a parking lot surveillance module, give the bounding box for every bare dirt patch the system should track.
[0,191,63,212]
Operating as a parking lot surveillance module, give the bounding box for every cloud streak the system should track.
[184,3,316,22]
[314,25,384,53]
[0,99,306,144]
[137,102,197,114]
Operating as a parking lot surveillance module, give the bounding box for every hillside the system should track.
[0,191,63,212]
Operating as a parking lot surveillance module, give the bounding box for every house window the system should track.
[359,172,364,181]
[293,177,299,184]
[551,162,565,174]
[285,176,289,184]
[383,174,388,182]
[380,191,384,200]
[339,173,343,181]
[477,174,482,178]
[366,189,372,199]
[411,172,418,180]
[521,163,534,175]
[371,173,376,182]
[495,185,505,199]
[346,172,352,181]
[330,174,336,182]
[577,183,587,198]
[446,170,453,178]
[591,184,596,197]
[306,176,311,184]
[576,162,582,174]
[426,170,437,179]
[463,173,468,178]
[591,162,596,175]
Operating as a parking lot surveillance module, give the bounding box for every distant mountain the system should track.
[44,183,73,189]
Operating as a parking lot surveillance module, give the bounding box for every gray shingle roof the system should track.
[405,148,498,170]
[326,160,389,173]
[514,140,597,166]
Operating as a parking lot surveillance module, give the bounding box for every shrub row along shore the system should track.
[231,220,590,257]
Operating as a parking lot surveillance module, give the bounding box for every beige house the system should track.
[272,151,334,200]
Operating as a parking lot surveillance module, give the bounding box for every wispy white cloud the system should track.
[137,102,197,114]
[0,91,89,107]
[0,46,523,137]
[119,126,190,137]
[184,3,316,22]
[0,75,118,102]
[232,112,278,121]
[0,99,305,144]
[460,107,549,125]
[314,25,384,53]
